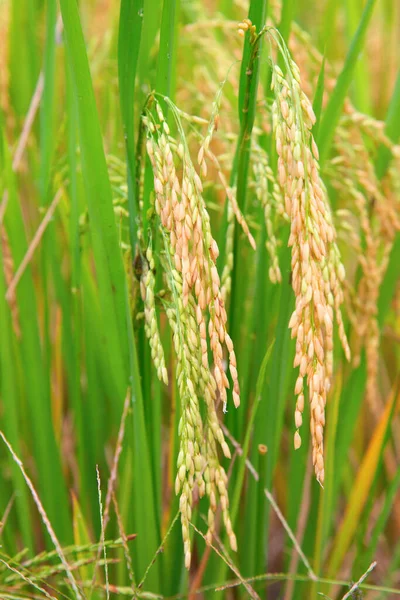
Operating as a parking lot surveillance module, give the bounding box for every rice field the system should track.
[0,0,400,598]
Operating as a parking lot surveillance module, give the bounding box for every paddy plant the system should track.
[0,0,399,599]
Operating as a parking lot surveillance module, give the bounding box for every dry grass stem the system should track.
[0,431,83,600]
[96,466,110,600]
[0,557,58,600]
[341,561,377,600]
[5,189,63,303]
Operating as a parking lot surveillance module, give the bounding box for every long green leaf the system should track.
[278,0,295,44]
[59,0,128,414]
[318,0,377,164]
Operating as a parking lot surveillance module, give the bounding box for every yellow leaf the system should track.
[327,383,398,577]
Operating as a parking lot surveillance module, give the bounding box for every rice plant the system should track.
[0,0,400,598]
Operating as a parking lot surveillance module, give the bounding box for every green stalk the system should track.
[38,0,57,378]
[153,0,180,532]
[118,0,165,588]
[254,444,268,576]
[118,0,144,250]
[39,0,57,203]
[227,0,268,440]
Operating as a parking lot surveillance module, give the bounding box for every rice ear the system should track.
[270,52,350,485]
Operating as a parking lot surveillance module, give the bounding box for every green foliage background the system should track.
[0,0,399,598]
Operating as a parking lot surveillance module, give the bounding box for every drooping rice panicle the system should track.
[140,97,238,566]
[269,48,350,484]
[327,117,400,419]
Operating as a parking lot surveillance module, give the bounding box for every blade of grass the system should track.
[260,238,294,479]
[39,0,57,203]
[318,0,339,56]
[60,0,129,417]
[72,493,94,584]
[317,0,377,164]
[64,50,90,518]
[8,0,40,118]
[118,0,144,250]
[345,0,371,114]
[155,0,180,101]
[137,0,162,97]
[278,0,295,44]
